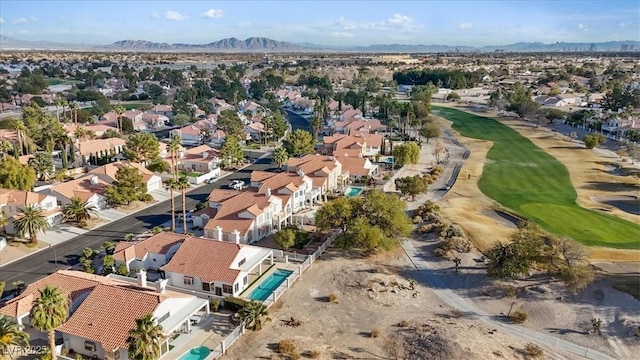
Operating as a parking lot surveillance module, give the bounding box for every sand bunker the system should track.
[480,209,520,229]
[593,195,640,216]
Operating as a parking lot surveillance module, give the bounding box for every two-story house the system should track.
[323,133,383,158]
[249,170,316,213]
[177,145,221,175]
[112,232,186,274]
[151,104,174,119]
[336,156,378,180]
[285,154,347,195]
[169,125,203,145]
[160,237,273,299]
[46,175,110,210]
[73,138,126,165]
[0,189,62,234]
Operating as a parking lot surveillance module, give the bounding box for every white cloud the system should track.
[165,11,189,21]
[0,18,4,24]
[202,9,224,18]
[330,32,354,38]
[151,12,160,19]
[332,14,421,33]
[13,17,36,25]
[238,21,252,28]
[457,23,473,30]
[577,23,589,32]
[577,23,585,29]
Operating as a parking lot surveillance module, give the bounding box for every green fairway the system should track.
[432,106,640,249]
[46,78,82,86]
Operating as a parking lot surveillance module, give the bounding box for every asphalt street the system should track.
[0,157,276,295]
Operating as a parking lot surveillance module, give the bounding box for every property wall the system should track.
[63,334,106,360]
[165,272,239,297]
[153,297,195,332]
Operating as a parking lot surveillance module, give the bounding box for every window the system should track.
[238,258,246,267]
[84,341,97,352]
[202,282,211,292]
[222,284,233,294]
[157,312,170,323]
[243,276,248,285]
[114,351,120,360]
[183,276,194,285]
[215,287,222,296]
[234,283,239,293]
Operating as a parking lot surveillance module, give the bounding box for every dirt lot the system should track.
[224,248,588,360]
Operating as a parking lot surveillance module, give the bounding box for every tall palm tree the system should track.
[0,140,12,158]
[126,314,164,360]
[0,315,30,357]
[165,178,177,232]
[239,301,270,331]
[28,152,54,182]
[69,102,79,124]
[309,116,322,142]
[114,105,126,133]
[13,120,28,156]
[176,176,190,234]
[74,125,87,141]
[13,205,49,246]
[168,135,182,180]
[30,285,69,360]
[62,197,97,225]
[272,147,289,170]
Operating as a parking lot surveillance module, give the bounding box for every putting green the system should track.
[433,107,640,249]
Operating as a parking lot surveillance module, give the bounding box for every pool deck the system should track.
[239,262,300,301]
[167,312,234,359]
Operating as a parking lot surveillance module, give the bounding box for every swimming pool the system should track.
[248,269,294,301]
[177,346,211,360]
[345,186,364,197]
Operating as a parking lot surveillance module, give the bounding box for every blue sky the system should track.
[0,0,638,46]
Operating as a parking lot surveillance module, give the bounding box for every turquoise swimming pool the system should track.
[249,269,294,301]
[177,346,211,360]
[345,186,364,197]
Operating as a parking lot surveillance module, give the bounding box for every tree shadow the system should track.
[546,327,586,335]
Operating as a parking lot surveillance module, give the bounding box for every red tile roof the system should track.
[160,237,241,283]
[113,232,187,262]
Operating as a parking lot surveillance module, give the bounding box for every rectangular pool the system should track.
[248,269,294,301]
[345,186,364,197]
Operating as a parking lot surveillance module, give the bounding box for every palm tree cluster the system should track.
[165,135,190,234]
[12,205,49,246]
[29,285,69,360]
[62,196,98,226]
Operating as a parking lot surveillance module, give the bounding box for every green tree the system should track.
[168,135,182,179]
[395,175,429,200]
[79,247,97,274]
[166,178,178,232]
[447,92,461,101]
[101,255,115,275]
[102,128,121,139]
[217,110,245,139]
[273,228,296,250]
[13,205,49,246]
[419,122,440,143]
[123,133,160,164]
[176,176,190,234]
[172,113,191,126]
[239,301,270,331]
[548,237,594,293]
[0,315,30,357]
[272,147,289,170]
[146,156,169,173]
[104,166,148,206]
[392,142,420,167]
[486,223,544,279]
[62,196,97,225]
[28,152,54,182]
[309,116,322,141]
[126,314,164,360]
[0,156,36,190]
[116,263,130,277]
[220,136,244,168]
[30,285,69,360]
[0,212,7,234]
[506,83,540,120]
[284,129,315,157]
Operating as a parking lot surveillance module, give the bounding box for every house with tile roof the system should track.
[170,124,203,144]
[151,104,174,118]
[249,170,315,214]
[336,156,378,180]
[62,123,118,140]
[177,144,221,175]
[113,232,186,274]
[88,160,163,192]
[160,236,273,298]
[73,138,126,165]
[322,133,384,158]
[0,188,62,235]
[142,113,169,129]
[0,270,208,360]
[45,174,110,209]
[285,154,347,194]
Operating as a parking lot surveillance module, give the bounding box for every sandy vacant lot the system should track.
[432,105,640,261]
[224,248,585,360]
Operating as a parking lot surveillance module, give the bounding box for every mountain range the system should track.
[1,35,638,53]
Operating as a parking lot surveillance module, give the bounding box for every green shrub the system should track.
[524,343,543,358]
[224,296,248,312]
[583,134,600,149]
[139,193,154,202]
[210,298,221,312]
[510,310,528,324]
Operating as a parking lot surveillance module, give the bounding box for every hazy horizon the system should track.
[0,0,639,46]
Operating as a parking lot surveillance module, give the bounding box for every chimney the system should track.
[231,229,241,244]
[203,151,208,159]
[265,188,271,197]
[89,175,99,185]
[214,226,223,241]
[137,270,147,288]
[155,279,168,294]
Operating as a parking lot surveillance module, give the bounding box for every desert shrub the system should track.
[439,223,465,239]
[510,310,528,324]
[210,298,221,312]
[307,350,321,358]
[431,165,444,175]
[433,247,456,260]
[524,343,543,358]
[438,236,472,253]
[278,339,300,359]
[412,215,423,224]
[416,224,435,235]
[435,219,452,237]
[583,134,600,149]
[328,292,339,303]
[423,174,435,184]
[492,350,503,357]
[397,320,410,327]
[450,309,466,318]
[413,200,441,221]
[371,327,382,338]
[139,193,154,202]
[502,285,519,298]
[224,296,248,312]
[151,226,163,234]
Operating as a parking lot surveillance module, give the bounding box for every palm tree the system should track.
[309,115,322,142]
[126,314,164,360]
[0,315,30,357]
[13,205,49,246]
[13,120,28,156]
[272,147,289,170]
[28,152,54,182]
[0,140,12,158]
[114,105,126,133]
[165,178,177,232]
[74,125,88,141]
[176,176,190,234]
[69,101,79,124]
[0,211,7,234]
[239,301,270,331]
[30,285,69,360]
[168,135,182,179]
[62,197,97,225]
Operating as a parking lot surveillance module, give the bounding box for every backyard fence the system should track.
[206,231,339,359]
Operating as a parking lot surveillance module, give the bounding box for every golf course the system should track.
[432,106,640,249]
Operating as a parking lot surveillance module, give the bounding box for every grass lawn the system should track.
[179,171,200,178]
[47,77,82,86]
[432,106,640,249]
[120,103,152,111]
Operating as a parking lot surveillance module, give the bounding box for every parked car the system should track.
[205,177,217,184]
[228,180,245,190]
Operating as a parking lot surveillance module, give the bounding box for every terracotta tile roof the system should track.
[193,206,218,218]
[0,129,18,143]
[49,175,109,201]
[173,125,201,136]
[89,161,155,184]
[286,154,338,175]
[182,145,220,163]
[76,138,126,157]
[250,171,306,195]
[203,191,271,234]
[160,237,241,283]
[336,156,371,176]
[56,284,163,352]
[113,232,187,262]
[333,148,362,157]
[0,188,46,206]
[250,170,277,183]
[63,124,117,138]
[152,104,173,112]
[208,189,240,203]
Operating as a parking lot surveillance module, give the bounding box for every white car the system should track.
[228,180,245,190]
